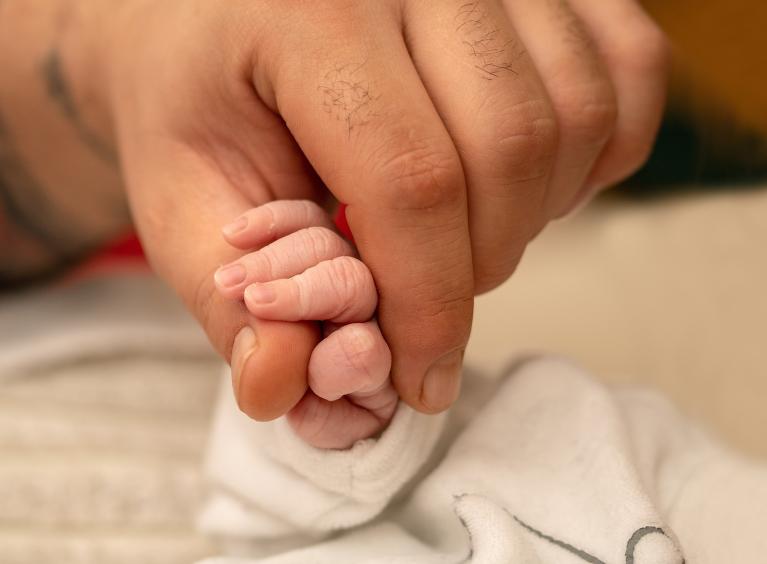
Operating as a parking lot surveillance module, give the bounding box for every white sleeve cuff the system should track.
[199,372,445,538]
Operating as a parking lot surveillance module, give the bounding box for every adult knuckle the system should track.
[556,84,617,146]
[615,24,670,75]
[371,138,464,211]
[489,99,559,185]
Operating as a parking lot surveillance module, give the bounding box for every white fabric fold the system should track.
[199,376,446,540]
[199,357,767,564]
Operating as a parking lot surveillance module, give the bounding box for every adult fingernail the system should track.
[215,264,246,288]
[222,216,248,237]
[422,349,463,412]
[231,325,257,392]
[246,283,276,305]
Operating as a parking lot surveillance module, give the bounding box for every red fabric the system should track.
[99,232,145,259]
[63,231,147,283]
[334,203,354,242]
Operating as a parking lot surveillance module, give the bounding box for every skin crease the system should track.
[0,1,668,425]
[221,200,397,448]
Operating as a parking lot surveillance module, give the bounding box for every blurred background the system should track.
[1,2,766,563]
[626,0,767,192]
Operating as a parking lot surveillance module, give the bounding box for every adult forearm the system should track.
[0,0,127,284]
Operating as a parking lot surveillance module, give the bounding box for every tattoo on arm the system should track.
[43,49,117,165]
[0,114,95,280]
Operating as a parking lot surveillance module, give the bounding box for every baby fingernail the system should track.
[215,264,246,288]
[422,350,463,413]
[246,283,276,305]
[222,216,248,237]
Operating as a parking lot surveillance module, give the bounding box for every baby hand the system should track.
[215,201,398,449]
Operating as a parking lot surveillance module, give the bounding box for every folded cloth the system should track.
[198,357,767,564]
[0,273,219,564]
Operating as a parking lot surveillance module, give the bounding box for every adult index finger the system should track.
[255,3,474,412]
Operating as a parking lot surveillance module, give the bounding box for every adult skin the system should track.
[0,1,667,418]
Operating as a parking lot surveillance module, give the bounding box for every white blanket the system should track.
[199,357,767,564]
[1,256,764,564]
[0,274,219,564]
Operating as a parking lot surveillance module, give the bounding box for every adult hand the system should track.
[99,0,667,417]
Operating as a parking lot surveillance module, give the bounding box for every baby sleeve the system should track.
[198,371,446,542]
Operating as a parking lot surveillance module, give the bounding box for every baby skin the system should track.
[215,201,398,449]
